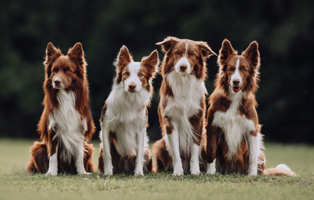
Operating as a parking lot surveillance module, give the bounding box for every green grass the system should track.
[0,139,313,200]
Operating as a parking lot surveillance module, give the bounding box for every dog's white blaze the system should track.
[124,62,142,92]
[230,58,242,87]
[48,90,86,165]
[174,42,191,74]
[212,90,255,159]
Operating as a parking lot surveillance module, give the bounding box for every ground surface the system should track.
[0,138,313,200]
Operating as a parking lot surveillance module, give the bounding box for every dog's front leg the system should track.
[101,125,113,176]
[76,118,90,175]
[167,122,183,176]
[46,129,58,176]
[248,132,258,176]
[134,127,145,176]
[190,144,201,175]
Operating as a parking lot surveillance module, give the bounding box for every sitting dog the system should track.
[98,45,159,176]
[205,39,296,176]
[27,42,95,175]
[153,37,216,175]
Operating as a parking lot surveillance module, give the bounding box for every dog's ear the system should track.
[197,41,217,59]
[218,39,237,67]
[141,50,159,77]
[115,45,132,67]
[242,41,260,69]
[45,42,61,65]
[67,42,87,68]
[156,36,179,53]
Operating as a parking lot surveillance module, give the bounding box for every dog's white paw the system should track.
[78,172,91,175]
[248,166,257,176]
[134,171,144,177]
[46,171,57,176]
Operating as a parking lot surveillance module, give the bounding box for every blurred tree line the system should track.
[0,0,313,143]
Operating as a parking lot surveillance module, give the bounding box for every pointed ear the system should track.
[115,45,132,67]
[45,42,61,64]
[197,41,217,58]
[67,42,87,67]
[141,50,160,76]
[242,41,260,68]
[218,39,237,67]
[156,36,179,53]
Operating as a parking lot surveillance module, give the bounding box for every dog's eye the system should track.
[123,72,130,76]
[139,73,144,77]
[52,68,58,72]
[228,68,234,71]
[242,68,247,71]
[175,51,180,56]
[66,69,72,73]
[190,53,196,56]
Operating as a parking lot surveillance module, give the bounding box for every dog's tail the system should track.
[262,164,296,176]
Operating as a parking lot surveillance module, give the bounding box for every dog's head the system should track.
[156,36,216,79]
[217,39,260,94]
[115,45,159,93]
[44,42,87,90]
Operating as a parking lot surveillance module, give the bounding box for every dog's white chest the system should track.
[48,90,85,162]
[212,94,255,159]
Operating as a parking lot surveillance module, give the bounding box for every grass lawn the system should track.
[0,138,313,200]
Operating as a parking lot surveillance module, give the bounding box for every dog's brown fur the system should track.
[27,42,95,174]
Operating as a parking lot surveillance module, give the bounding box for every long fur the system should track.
[98,46,159,176]
[205,39,296,176]
[27,42,95,175]
[153,36,216,175]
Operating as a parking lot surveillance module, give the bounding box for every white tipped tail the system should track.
[263,164,296,176]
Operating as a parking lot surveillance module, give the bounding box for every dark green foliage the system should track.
[0,0,313,143]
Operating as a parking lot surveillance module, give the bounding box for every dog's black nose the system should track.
[54,80,61,86]
[180,65,187,72]
[233,80,240,86]
[128,83,136,91]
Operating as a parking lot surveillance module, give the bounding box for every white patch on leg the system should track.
[134,128,145,176]
[46,145,58,176]
[167,125,183,176]
[75,144,90,175]
[248,134,258,176]
[206,159,216,175]
[190,143,200,175]
[101,128,113,176]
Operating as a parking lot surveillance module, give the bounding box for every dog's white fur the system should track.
[100,61,152,176]
[47,89,88,175]
[163,54,207,175]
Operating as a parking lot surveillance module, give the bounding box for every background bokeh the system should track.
[0,0,313,143]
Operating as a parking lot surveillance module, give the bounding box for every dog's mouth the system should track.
[232,86,241,93]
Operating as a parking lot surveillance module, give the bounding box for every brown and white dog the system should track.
[153,37,216,175]
[27,42,95,175]
[205,39,296,176]
[98,46,159,176]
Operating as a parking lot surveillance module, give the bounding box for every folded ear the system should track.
[242,41,260,69]
[141,50,159,76]
[156,36,179,53]
[115,45,132,67]
[218,39,237,67]
[197,41,217,58]
[45,42,61,65]
[67,42,87,67]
